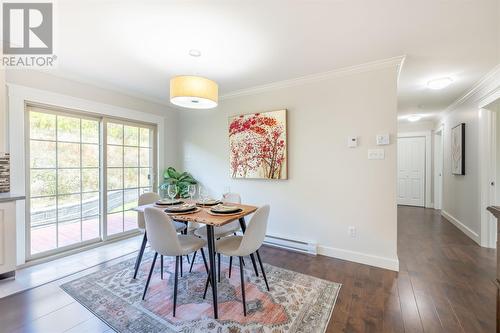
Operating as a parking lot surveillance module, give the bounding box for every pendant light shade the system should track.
[170,75,218,109]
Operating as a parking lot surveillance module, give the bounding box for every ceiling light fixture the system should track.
[170,75,218,109]
[188,49,201,57]
[427,77,453,90]
[408,114,422,122]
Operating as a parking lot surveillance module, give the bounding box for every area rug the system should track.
[61,251,341,332]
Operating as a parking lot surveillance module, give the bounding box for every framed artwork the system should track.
[229,109,287,179]
[451,123,465,175]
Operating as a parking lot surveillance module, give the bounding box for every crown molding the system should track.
[440,63,500,118]
[220,55,406,100]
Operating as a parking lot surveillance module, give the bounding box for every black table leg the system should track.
[206,225,218,319]
[238,218,259,277]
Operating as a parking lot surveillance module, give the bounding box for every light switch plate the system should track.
[376,134,390,145]
[368,149,385,160]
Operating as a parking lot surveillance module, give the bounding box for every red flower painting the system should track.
[229,110,287,179]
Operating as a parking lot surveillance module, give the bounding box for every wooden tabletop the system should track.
[133,201,258,227]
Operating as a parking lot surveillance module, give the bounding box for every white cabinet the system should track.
[0,201,17,278]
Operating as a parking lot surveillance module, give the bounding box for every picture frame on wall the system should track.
[451,123,465,175]
[228,109,288,180]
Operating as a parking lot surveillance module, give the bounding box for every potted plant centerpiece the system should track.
[159,167,197,199]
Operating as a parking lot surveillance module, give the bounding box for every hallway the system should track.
[0,206,496,332]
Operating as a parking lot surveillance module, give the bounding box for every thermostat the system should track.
[376,134,390,145]
[347,136,358,148]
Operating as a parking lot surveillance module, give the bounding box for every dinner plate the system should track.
[210,204,242,214]
[196,199,222,207]
[164,204,197,213]
[166,207,201,215]
[207,209,243,216]
[155,199,184,206]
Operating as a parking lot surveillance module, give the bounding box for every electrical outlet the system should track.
[348,226,356,238]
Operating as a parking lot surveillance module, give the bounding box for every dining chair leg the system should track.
[249,253,259,277]
[203,275,210,299]
[256,250,270,291]
[173,256,179,317]
[180,256,183,277]
[229,256,233,278]
[189,250,197,272]
[161,255,164,280]
[200,248,210,276]
[142,252,158,300]
[217,253,221,282]
[133,233,148,279]
[239,256,247,316]
[186,254,191,264]
[242,257,245,266]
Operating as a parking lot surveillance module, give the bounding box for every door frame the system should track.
[433,126,444,210]
[397,131,432,208]
[479,88,500,248]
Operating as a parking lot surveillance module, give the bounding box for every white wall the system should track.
[178,62,401,271]
[0,66,6,152]
[439,66,500,245]
[397,120,436,133]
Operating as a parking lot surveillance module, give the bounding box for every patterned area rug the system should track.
[61,251,341,332]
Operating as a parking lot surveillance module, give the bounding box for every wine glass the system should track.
[199,185,208,204]
[167,184,178,204]
[187,184,196,201]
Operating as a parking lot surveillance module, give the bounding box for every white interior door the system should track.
[398,136,426,207]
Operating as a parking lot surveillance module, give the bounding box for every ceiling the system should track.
[40,0,500,121]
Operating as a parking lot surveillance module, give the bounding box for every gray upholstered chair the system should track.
[142,207,210,316]
[204,205,270,316]
[133,192,186,279]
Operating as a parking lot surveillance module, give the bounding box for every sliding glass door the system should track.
[27,105,156,258]
[105,120,154,237]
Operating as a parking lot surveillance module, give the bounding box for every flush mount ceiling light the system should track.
[408,114,422,122]
[427,77,453,90]
[170,75,218,109]
[188,49,201,57]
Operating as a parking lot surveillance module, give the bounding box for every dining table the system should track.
[133,199,258,319]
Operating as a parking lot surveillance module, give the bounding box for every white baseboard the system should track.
[441,210,480,244]
[317,245,399,272]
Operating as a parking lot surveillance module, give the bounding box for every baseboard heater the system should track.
[263,234,317,255]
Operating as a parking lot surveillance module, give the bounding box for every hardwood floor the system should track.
[0,206,496,332]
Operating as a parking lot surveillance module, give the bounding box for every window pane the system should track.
[82,144,99,167]
[57,116,80,142]
[58,194,81,222]
[82,192,99,217]
[139,148,151,167]
[82,168,99,192]
[140,128,150,147]
[31,169,56,197]
[30,112,56,140]
[107,123,123,145]
[107,190,123,213]
[82,119,99,144]
[124,210,137,231]
[124,126,139,146]
[124,188,138,211]
[107,168,123,190]
[31,196,57,226]
[124,147,138,167]
[58,169,81,194]
[124,168,138,188]
[107,145,123,167]
[139,168,151,187]
[107,212,123,235]
[82,216,100,241]
[31,224,56,255]
[58,143,80,168]
[58,219,81,247]
[30,140,56,168]
[140,187,153,195]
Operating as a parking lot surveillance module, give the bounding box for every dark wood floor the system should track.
[0,206,496,332]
